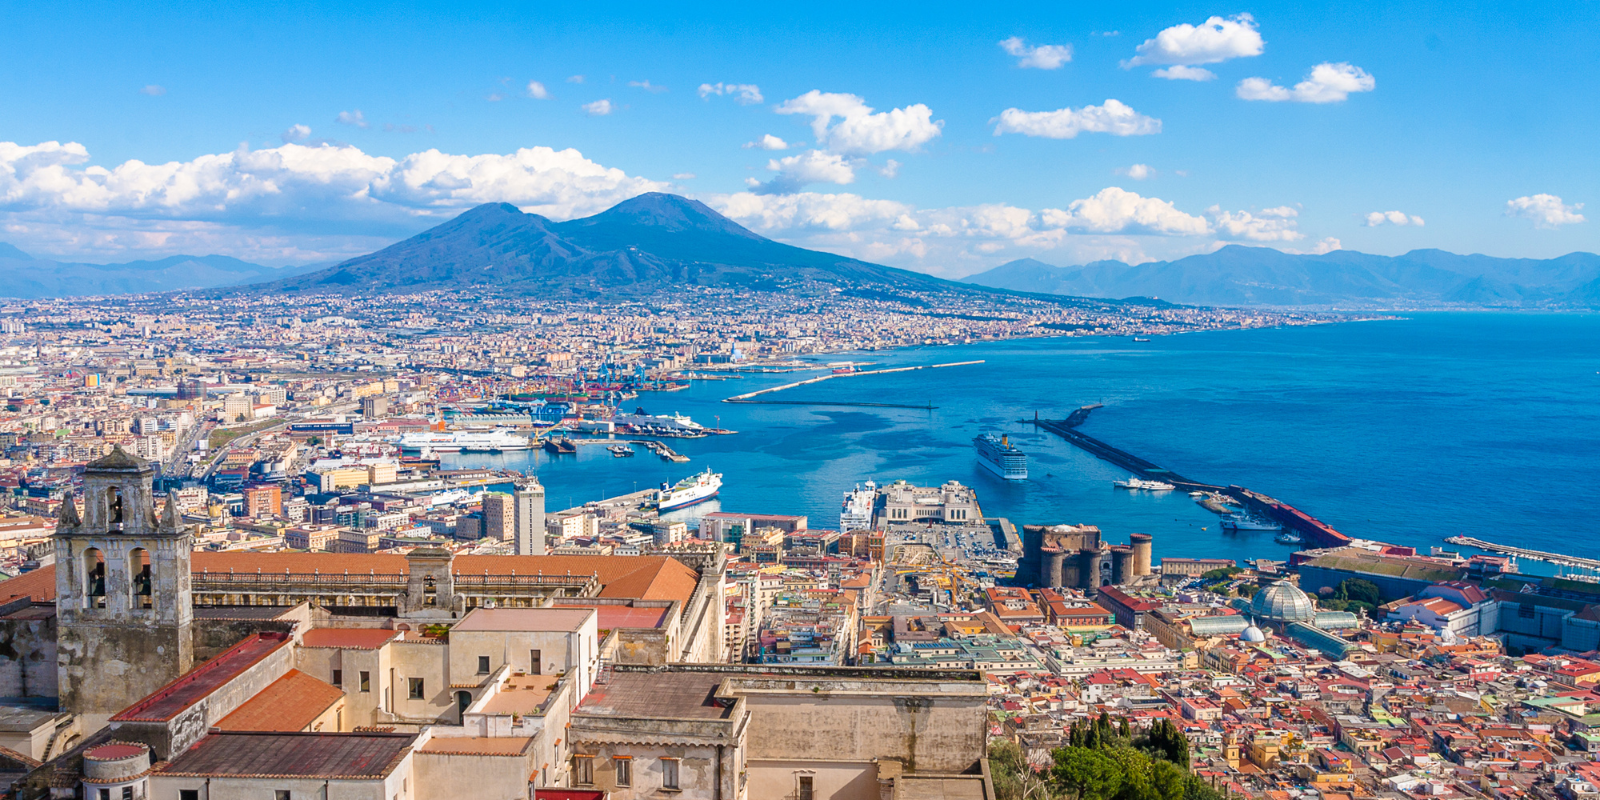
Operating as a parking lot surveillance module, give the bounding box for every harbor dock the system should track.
[1445,536,1600,571]
[723,360,982,406]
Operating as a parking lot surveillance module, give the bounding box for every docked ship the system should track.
[974,433,1028,481]
[612,408,707,438]
[399,429,531,453]
[1221,513,1282,532]
[1113,475,1174,491]
[839,480,878,531]
[608,444,634,457]
[657,468,722,511]
[1275,530,1304,545]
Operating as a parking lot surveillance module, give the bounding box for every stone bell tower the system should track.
[54,446,193,730]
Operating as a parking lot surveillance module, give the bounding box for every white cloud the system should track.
[1505,194,1585,228]
[672,173,696,180]
[992,99,1161,139]
[487,93,504,102]
[566,75,584,84]
[1117,164,1154,180]
[1310,237,1341,254]
[998,37,1073,69]
[1126,14,1264,66]
[698,83,764,104]
[878,160,900,179]
[712,191,913,234]
[1363,210,1424,227]
[335,110,369,129]
[751,150,860,195]
[1237,62,1375,103]
[775,91,942,155]
[582,99,614,116]
[743,135,791,151]
[0,140,667,233]
[628,80,668,94]
[1039,187,1209,235]
[526,81,550,99]
[1152,65,1217,81]
[140,85,167,97]
[280,125,312,144]
[1207,205,1304,242]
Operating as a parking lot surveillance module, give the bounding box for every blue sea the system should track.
[444,312,1600,571]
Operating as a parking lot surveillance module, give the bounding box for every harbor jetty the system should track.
[722,360,983,408]
[1446,536,1600,572]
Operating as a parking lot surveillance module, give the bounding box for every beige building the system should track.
[482,493,514,542]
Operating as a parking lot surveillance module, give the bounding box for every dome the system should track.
[1250,580,1316,623]
[1241,626,1266,643]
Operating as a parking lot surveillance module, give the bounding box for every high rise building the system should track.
[514,480,545,555]
[482,493,514,542]
[243,485,282,518]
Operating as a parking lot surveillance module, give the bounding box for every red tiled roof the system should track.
[112,633,292,722]
[216,670,342,732]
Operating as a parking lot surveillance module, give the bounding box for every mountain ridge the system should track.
[0,247,324,299]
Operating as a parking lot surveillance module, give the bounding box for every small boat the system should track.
[1114,476,1175,491]
[1133,337,1152,343]
[1221,513,1282,532]
[608,444,634,457]
[1275,530,1304,545]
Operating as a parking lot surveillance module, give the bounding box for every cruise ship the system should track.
[398,429,531,453]
[657,468,722,512]
[974,433,1028,481]
[839,480,878,531]
[612,409,707,438]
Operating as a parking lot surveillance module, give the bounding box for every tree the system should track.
[1053,747,1123,800]
[1337,578,1382,606]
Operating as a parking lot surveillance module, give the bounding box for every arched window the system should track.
[106,487,124,529]
[83,548,106,608]
[129,547,152,609]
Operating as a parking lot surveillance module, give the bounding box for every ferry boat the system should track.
[1221,513,1282,532]
[657,468,722,511]
[399,429,531,453]
[974,433,1028,481]
[1113,475,1174,491]
[839,480,878,531]
[612,408,707,438]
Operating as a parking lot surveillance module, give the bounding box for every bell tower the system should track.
[55,446,193,730]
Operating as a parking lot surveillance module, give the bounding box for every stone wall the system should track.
[0,601,56,699]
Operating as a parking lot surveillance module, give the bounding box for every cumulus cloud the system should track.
[566,75,585,84]
[750,150,859,195]
[1039,188,1209,235]
[775,91,943,155]
[1126,14,1264,67]
[581,99,614,116]
[1364,210,1424,227]
[698,83,764,104]
[878,160,900,179]
[992,99,1161,139]
[336,110,369,129]
[999,37,1073,69]
[1237,62,1375,103]
[1117,164,1154,180]
[628,80,668,93]
[0,140,667,234]
[672,173,696,180]
[1152,65,1216,81]
[743,135,791,151]
[140,85,167,96]
[1505,194,1585,228]
[526,81,551,99]
[1207,205,1304,241]
[281,125,312,144]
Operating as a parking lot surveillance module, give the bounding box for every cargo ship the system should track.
[398,429,531,453]
[657,468,722,511]
[974,433,1028,481]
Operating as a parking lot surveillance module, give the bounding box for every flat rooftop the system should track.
[418,736,533,756]
[453,608,594,633]
[555,601,669,630]
[577,670,732,721]
[301,628,400,650]
[112,633,292,723]
[157,732,415,779]
[480,674,555,716]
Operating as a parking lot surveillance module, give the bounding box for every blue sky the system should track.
[1,1,1595,275]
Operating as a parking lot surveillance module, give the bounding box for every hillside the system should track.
[0,248,320,299]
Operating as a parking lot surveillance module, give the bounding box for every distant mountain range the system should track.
[963,246,1600,308]
[247,193,1006,301]
[0,246,323,299]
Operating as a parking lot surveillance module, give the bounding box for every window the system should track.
[332,669,342,686]
[615,756,632,787]
[530,649,541,673]
[97,790,109,800]
[359,671,371,692]
[277,792,292,800]
[574,755,595,786]
[799,775,814,800]
[408,677,424,699]
[662,758,680,790]
[122,788,133,800]
[478,655,491,674]
[180,792,199,800]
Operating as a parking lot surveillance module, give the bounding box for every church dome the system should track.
[1241,626,1266,643]
[1250,580,1315,623]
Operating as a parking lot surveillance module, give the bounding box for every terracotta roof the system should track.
[155,731,414,779]
[111,633,292,722]
[216,670,343,732]
[301,628,400,650]
[0,569,55,603]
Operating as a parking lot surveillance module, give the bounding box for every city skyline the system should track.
[1,1,1596,274]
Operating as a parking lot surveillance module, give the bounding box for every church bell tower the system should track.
[54,446,193,729]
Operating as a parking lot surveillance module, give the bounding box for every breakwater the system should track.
[722,360,983,407]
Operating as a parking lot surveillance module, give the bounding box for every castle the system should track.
[1016,524,1154,593]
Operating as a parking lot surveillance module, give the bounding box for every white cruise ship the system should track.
[398,429,531,453]
[974,434,1027,480]
[839,480,878,532]
[657,468,722,511]
[612,409,706,437]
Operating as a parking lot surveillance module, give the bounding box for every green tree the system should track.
[1338,578,1382,606]
[1053,747,1123,800]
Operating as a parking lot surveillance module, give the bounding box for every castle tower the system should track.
[55,447,193,730]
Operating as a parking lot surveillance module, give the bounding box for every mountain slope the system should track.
[255,193,990,299]
[0,247,321,299]
[965,246,1600,307]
